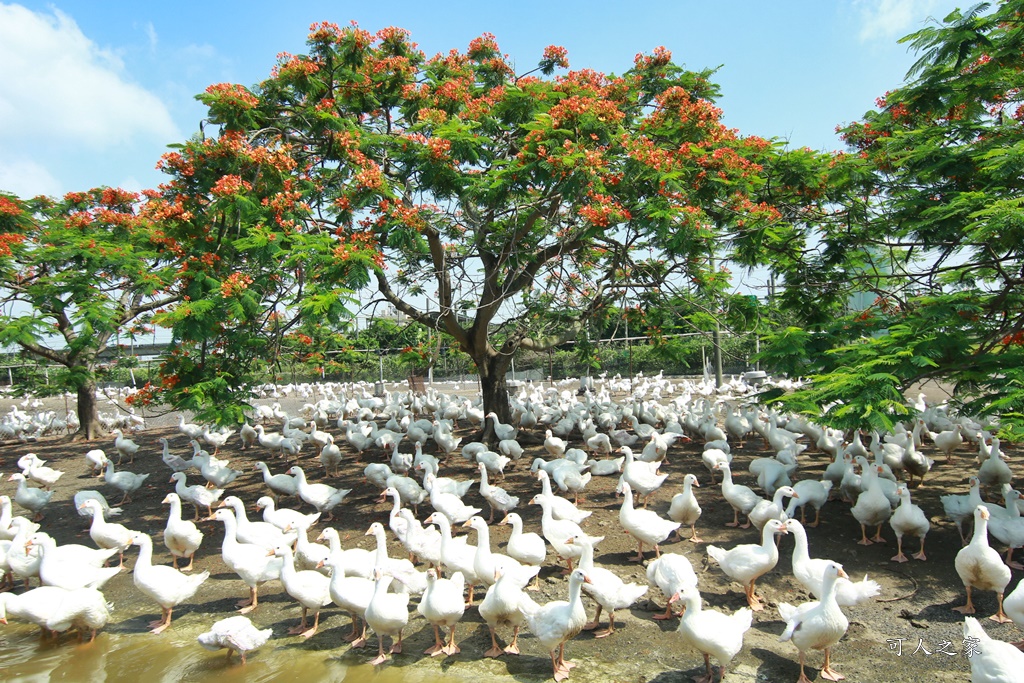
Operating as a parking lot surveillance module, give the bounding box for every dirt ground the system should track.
[0,379,1015,682]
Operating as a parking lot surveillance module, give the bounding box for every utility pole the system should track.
[710,254,723,388]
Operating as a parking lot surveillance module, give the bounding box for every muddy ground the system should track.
[0,380,1014,682]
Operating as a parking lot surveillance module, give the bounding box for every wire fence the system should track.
[0,330,760,393]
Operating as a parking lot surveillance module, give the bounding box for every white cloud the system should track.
[855,0,959,42]
[0,4,180,196]
[0,157,62,198]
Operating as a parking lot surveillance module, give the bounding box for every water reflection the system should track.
[1,620,492,683]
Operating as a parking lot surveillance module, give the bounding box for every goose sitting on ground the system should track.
[197,615,272,664]
[674,586,753,683]
[706,519,788,611]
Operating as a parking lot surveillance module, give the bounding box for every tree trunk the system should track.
[74,378,103,441]
[478,352,512,442]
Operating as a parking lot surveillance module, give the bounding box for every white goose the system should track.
[288,465,351,521]
[31,533,121,590]
[8,472,53,520]
[963,615,1024,683]
[197,615,272,664]
[44,586,110,643]
[462,516,526,593]
[889,484,930,563]
[162,493,203,571]
[500,512,546,589]
[364,569,410,665]
[273,544,331,638]
[954,506,1012,623]
[478,462,519,523]
[78,498,139,567]
[424,512,480,603]
[715,462,760,528]
[619,446,668,507]
[253,461,297,500]
[531,493,586,573]
[784,519,880,607]
[674,586,753,683]
[479,564,540,658]
[256,496,320,533]
[524,568,592,682]
[706,519,788,611]
[617,481,680,562]
[779,561,850,683]
[170,471,224,520]
[319,551,374,647]
[569,534,647,638]
[210,508,283,613]
[218,496,296,550]
[130,532,210,634]
[417,568,466,657]
[535,469,591,523]
[647,552,698,620]
[102,460,149,505]
[667,473,703,542]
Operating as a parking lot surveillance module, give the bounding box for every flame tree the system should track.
[176,23,801,426]
[757,0,1024,437]
[0,189,180,438]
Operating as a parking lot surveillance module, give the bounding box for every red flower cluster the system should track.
[220,272,254,298]
[204,83,259,110]
[542,45,570,70]
[211,175,252,198]
[0,232,25,256]
[0,196,21,216]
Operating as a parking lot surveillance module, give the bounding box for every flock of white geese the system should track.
[1,374,1023,682]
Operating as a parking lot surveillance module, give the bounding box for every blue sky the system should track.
[0,0,965,199]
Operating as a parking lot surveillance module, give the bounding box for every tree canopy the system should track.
[186,22,801,424]
[0,189,179,437]
[757,0,1024,438]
